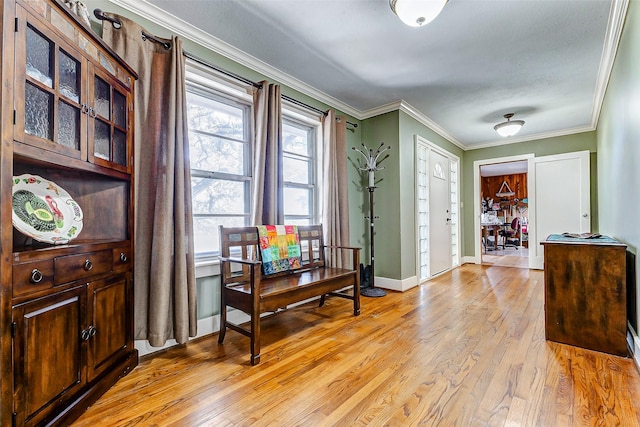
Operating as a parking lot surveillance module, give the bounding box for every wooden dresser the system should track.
[0,0,138,425]
[542,234,627,356]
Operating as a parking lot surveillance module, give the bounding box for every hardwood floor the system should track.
[482,247,529,268]
[72,264,640,426]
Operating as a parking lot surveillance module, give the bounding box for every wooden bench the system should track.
[218,225,361,365]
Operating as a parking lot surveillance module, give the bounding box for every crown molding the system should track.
[107,0,361,118]
[466,124,596,151]
[590,0,629,127]
[105,0,623,153]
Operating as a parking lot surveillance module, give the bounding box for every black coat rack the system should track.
[353,142,391,297]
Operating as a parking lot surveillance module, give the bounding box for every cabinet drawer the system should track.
[13,260,55,298]
[112,247,132,273]
[54,250,112,285]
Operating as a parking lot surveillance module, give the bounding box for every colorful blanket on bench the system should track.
[257,225,302,275]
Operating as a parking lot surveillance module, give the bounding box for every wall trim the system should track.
[104,0,619,152]
[375,275,418,292]
[461,255,479,265]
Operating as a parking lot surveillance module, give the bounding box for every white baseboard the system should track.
[375,275,418,292]
[461,255,479,265]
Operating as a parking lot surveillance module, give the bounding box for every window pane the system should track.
[188,132,244,174]
[94,76,111,119]
[187,92,244,140]
[59,50,79,103]
[283,122,309,156]
[26,25,53,87]
[284,187,310,216]
[113,129,127,166]
[191,177,247,215]
[284,218,310,226]
[283,156,310,184]
[193,216,246,255]
[113,90,126,128]
[57,100,80,150]
[94,119,110,160]
[25,83,53,140]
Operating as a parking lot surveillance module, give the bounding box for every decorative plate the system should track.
[12,174,83,244]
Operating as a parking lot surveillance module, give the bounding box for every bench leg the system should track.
[218,310,227,343]
[319,294,326,307]
[250,305,261,365]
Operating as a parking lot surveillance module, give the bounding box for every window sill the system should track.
[195,257,220,279]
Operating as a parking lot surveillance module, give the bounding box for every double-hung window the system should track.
[282,118,317,225]
[185,62,322,260]
[186,85,251,259]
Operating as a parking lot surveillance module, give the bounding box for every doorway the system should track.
[415,136,460,282]
[473,150,591,269]
[479,161,529,268]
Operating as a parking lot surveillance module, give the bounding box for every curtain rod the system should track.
[185,51,358,128]
[93,8,357,128]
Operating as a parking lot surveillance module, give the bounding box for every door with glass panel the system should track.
[14,6,87,160]
[14,6,133,173]
[88,66,133,173]
[415,137,460,282]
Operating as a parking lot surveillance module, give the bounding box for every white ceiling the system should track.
[109,0,627,150]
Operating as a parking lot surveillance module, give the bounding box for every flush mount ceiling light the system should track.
[494,113,525,137]
[389,0,448,27]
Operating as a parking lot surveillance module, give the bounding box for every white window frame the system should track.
[281,100,323,226]
[186,61,253,261]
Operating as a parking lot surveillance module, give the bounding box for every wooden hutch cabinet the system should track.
[0,0,138,425]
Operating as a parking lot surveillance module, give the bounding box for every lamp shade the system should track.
[389,0,448,27]
[494,113,525,137]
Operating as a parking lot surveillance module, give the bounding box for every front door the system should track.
[429,149,452,276]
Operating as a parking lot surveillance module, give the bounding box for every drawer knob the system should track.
[120,252,128,263]
[30,269,43,284]
[84,259,93,271]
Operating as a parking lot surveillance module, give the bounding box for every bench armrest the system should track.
[219,256,262,266]
[324,245,361,251]
[322,245,361,271]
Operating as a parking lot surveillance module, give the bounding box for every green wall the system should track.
[461,132,598,257]
[360,112,400,278]
[596,0,640,332]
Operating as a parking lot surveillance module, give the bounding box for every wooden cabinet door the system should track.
[86,274,131,382]
[12,286,86,427]
[87,65,133,174]
[14,4,87,160]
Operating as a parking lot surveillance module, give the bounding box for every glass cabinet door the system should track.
[89,66,132,173]
[15,6,86,160]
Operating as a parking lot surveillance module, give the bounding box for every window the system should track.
[185,62,322,259]
[186,85,251,258]
[282,119,317,225]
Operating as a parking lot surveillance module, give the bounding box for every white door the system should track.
[529,150,591,269]
[429,149,452,276]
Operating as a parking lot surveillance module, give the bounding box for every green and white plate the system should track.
[12,174,83,244]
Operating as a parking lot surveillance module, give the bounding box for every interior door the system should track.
[529,150,591,269]
[429,149,452,276]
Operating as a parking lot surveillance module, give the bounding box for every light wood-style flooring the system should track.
[73,264,640,426]
[482,247,529,268]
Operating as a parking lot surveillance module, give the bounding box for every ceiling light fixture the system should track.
[389,0,448,27]
[494,113,525,137]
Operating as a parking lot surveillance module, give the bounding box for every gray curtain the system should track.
[251,81,283,225]
[103,16,197,346]
[322,111,350,267]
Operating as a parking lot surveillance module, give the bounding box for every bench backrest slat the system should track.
[219,225,326,284]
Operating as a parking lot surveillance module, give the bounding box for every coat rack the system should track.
[353,142,391,297]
